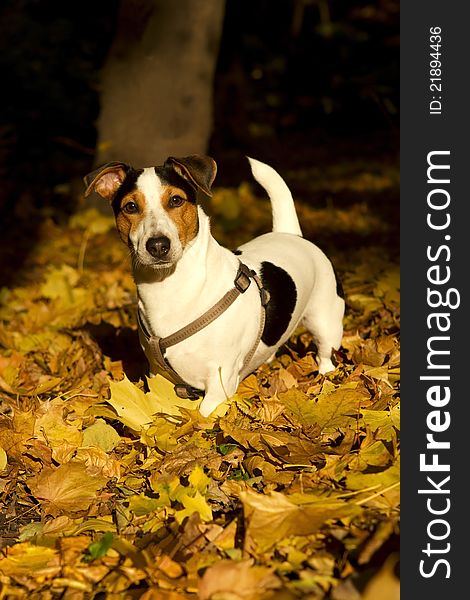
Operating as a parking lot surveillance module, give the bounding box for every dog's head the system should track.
[84,155,217,270]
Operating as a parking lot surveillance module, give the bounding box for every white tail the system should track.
[247,157,302,236]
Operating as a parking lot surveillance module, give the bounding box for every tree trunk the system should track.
[95,0,225,167]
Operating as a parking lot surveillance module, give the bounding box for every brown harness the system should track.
[137,262,270,399]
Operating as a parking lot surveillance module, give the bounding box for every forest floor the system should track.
[0,146,399,599]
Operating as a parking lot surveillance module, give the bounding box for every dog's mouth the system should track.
[131,254,177,281]
[148,257,173,266]
[149,260,176,271]
[132,254,175,268]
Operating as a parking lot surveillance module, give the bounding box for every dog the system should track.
[84,155,344,417]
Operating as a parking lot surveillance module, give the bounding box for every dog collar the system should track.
[137,261,270,400]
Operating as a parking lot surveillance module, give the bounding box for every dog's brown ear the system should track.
[164,155,217,197]
[83,162,130,200]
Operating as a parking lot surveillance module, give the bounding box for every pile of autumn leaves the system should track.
[0,182,399,599]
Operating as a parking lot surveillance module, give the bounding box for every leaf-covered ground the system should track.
[0,160,399,599]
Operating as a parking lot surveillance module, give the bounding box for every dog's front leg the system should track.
[199,366,239,417]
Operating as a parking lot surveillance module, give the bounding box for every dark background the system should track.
[0,0,398,214]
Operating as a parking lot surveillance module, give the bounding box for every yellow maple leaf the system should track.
[146,374,201,415]
[175,490,213,523]
[188,465,211,494]
[128,494,166,516]
[107,375,200,432]
[107,376,160,431]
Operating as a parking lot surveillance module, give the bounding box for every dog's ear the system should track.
[83,162,130,200]
[164,155,217,197]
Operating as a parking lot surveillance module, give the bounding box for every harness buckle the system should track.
[234,263,252,293]
[174,384,203,400]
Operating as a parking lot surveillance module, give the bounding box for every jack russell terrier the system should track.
[84,155,344,417]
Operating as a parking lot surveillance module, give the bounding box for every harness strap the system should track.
[138,261,269,400]
[160,263,253,351]
[242,290,266,371]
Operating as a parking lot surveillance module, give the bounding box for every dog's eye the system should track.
[123,201,138,214]
[169,195,185,208]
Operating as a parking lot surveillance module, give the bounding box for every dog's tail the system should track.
[247,157,302,236]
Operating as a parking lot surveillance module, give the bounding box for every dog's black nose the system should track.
[146,236,171,259]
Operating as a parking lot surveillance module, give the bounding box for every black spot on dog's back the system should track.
[232,249,243,256]
[260,261,297,347]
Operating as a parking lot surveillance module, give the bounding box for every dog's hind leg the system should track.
[301,294,345,374]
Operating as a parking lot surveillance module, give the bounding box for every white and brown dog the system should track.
[84,155,344,416]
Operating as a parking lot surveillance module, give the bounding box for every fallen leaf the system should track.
[157,554,184,579]
[361,405,400,441]
[34,400,83,448]
[345,461,400,492]
[129,494,167,516]
[28,462,109,515]
[107,375,200,431]
[188,465,211,494]
[198,558,281,600]
[0,446,7,470]
[175,490,213,524]
[349,440,393,471]
[240,489,361,552]
[147,374,202,415]
[358,519,395,565]
[107,376,159,431]
[0,543,59,576]
[280,383,366,431]
[74,447,121,478]
[82,419,121,452]
[237,374,261,398]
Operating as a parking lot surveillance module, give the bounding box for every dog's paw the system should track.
[318,358,336,374]
[199,395,224,417]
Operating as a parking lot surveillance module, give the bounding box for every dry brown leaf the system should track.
[240,489,361,552]
[198,558,281,600]
[279,383,368,431]
[28,462,109,515]
[34,400,83,448]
